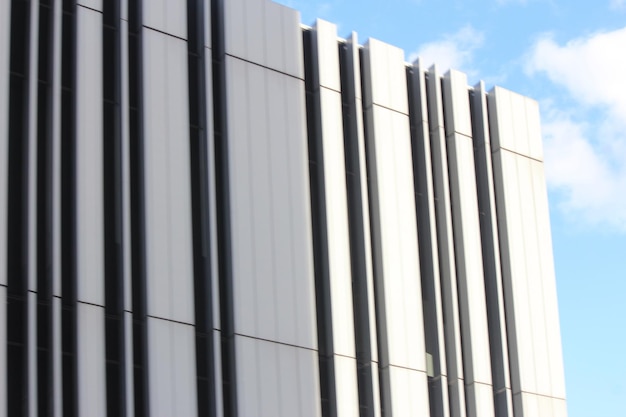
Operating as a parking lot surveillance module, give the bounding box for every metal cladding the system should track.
[0,0,566,416]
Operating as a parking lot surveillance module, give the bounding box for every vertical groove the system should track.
[60,0,78,416]
[103,0,126,416]
[302,28,338,417]
[359,46,392,417]
[407,65,446,417]
[338,40,376,417]
[210,0,238,415]
[36,0,55,415]
[7,0,33,415]
[424,69,467,417]
[439,76,470,417]
[470,87,511,417]
[128,0,149,415]
[187,0,216,416]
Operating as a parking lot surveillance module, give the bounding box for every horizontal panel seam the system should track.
[76,4,102,14]
[226,53,303,81]
[492,147,543,163]
[234,333,320,352]
[143,25,187,42]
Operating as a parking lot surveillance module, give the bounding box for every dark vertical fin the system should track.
[210,0,238,415]
[187,1,217,416]
[302,27,338,417]
[103,0,127,416]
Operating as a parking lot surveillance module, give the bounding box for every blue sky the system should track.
[275,0,626,415]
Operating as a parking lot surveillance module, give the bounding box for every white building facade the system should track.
[0,0,567,416]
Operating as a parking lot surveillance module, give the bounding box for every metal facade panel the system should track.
[388,366,430,416]
[235,336,322,417]
[120,18,133,313]
[77,0,102,12]
[426,67,467,417]
[224,0,303,78]
[314,20,341,91]
[370,106,425,371]
[76,7,104,306]
[319,87,356,358]
[409,62,451,417]
[363,39,409,114]
[334,356,359,417]
[472,81,514,417]
[142,0,187,39]
[225,56,317,349]
[143,29,194,324]
[442,73,493,388]
[490,86,566,416]
[490,87,544,161]
[0,288,5,417]
[77,303,107,417]
[443,70,472,137]
[147,318,198,417]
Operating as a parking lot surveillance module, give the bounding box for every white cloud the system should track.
[542,110,626,230]
[610,0,626,10]
[526,28,626,116]
[408,25,484,74]
[526,28,626,230]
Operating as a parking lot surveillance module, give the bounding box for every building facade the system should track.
[0,0,567,416]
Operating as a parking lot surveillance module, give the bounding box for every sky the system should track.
[275,0,626,416]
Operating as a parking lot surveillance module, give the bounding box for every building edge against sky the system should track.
[0,0,566,416]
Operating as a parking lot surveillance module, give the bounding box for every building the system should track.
[0,0,567,416]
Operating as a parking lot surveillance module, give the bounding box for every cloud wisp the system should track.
[526,28,626,231]
[408,25,484,75]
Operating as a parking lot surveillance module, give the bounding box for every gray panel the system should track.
[295,347,322,417]
[489,86,567,416]
[26,0,39,294]
[489,87,544,161]
[78,0,102,11]
[53,298,63,417]
[224,0,303,77]
[143,29,194,324]
[313,20,341,91]
[226,55,316,349]
[283,74,317,350]
[334,356,359,417]
[76,6,104,305]
[124,312,135,417]
[120,19,133,312]
[320,86,356,358]
[142,0,187,39]
[426,66,467,417]
[77,303,107,417]
[213,330,224,417]
[203,0,212,48]
[362,38,409,113]
[147,318,198,417]
[388,366,430,416]
[235,337,321,417]
[0,288,5,417]
[313,21,356,359]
